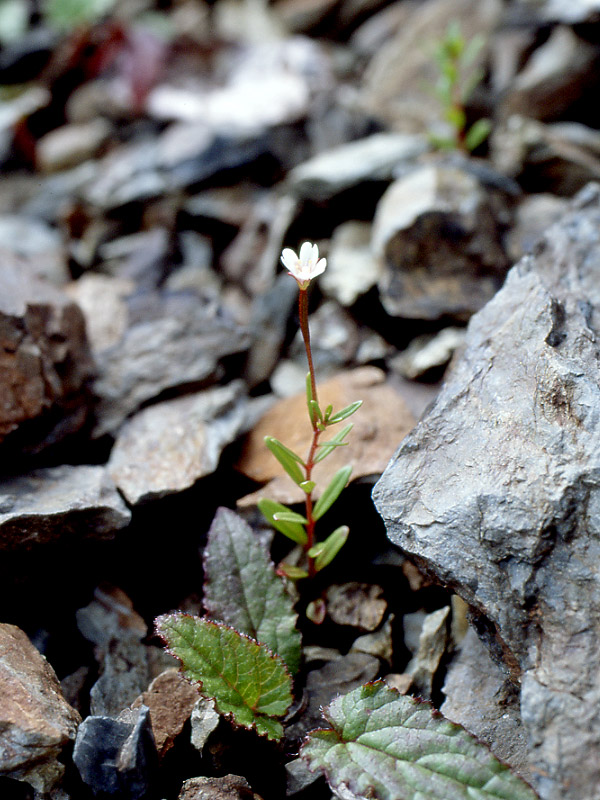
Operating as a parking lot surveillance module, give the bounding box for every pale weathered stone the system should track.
[36,119,112,173]
[351,614,394,664]
[321,221,382,307]
[326,582,387,631]
[107,382,251,505]
[0,623,80,793]
[237,367,414,507]
[373,184,600,800]
[373,163,509,321]
[179,774,263,800]
[190,697,220,754]
[405,606,449,699]
[390,327,466,380]
[0,465,130,551]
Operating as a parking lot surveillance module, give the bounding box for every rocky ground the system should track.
[2,0,600,798]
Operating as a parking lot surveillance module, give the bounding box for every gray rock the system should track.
[390,327,466,380]
[107,382,251,505]
[350,613,395,664]
[287,133,429,200]
[536,0,600,23]
[500,26,600,122]
[321,221,382,307]
[373,183,600,800]
[190,698,220,754]
[98,228,171,289]
[0,466,131,551]
[405,606,449,699]
[442,628,531,780]
[373,163,509,321]
[0,256,93,451]
[73,706,157,798]
[36,119,112,173]
[0,215,68,285]
[0,623,80,794]
[506,194,570,263]
[92,291,250,437]
[325,583,387,631]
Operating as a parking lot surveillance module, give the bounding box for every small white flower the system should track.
[281,241,326,289]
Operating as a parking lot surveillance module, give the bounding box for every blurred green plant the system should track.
[429,20,492,153]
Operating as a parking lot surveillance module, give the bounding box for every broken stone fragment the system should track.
[325,582,387,631]
[0,465,131,551]
[107,381,253,505]
[0,623,80,794]
[178,774,263,800]
[320,221,382,307]
[373,183,600,800]
[190,697,220,755]
[237,367,414,507]
[405,606,450,700]
[373,162,509,321]
[0,255,94,452]
[73,706,157,799]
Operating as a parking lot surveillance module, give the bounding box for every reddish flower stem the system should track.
[298,288,321,578]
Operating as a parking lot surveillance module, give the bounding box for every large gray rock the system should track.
[373,183,600,800]
[0,256,93,451]
[0,623,80,794]
[0,465,130,551]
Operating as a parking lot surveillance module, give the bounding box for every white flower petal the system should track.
[281,248,299,271]
[299,241,313,266]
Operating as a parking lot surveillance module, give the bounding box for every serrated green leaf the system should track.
[313,466,352,521]
[156,613,292,740]
[327,400,362,424]
[465,118,491,152]
[274,510,309,525]
[313,525,349,572]
[314,423,353,463]
[301,682,540,800]
[264,436,305,486]
[258,498,308,545]
[202,508,302,674]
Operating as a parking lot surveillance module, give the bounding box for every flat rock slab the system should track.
[108,382,251,504]
[0,623,80,793]
[0,255,93,451]
[373,183,600,800]
[0,465,131,550]
[238,367,414,507]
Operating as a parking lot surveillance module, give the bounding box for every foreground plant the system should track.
[258,242,362,580]
[429,21,491,153]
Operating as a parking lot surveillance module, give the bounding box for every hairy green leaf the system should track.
[311,525,349,572]
[302,682,540,799]
[203,508,302,674]
[156,613,292,740]
[327,400,362,425]
[258,498,307,545]
[313,466,352,521]
[314,423,353,463]
[264,436,305,486]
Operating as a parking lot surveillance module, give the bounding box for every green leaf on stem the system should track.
[264,436,305,486]
[278,563,309,580]
[273,510,309,525]
[202,508,302,674]
[313,466,352,520]
[327,400,362,425]
[306,372,323,426]
[258,498,307,545]
[324,404,333,421]
[314,424,353,463]
[156,613,292,741]
[299,480,316,494]
[310,525,349,572]
[301,682,540,799]
[465,117,491,151]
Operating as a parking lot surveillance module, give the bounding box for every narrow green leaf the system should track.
[301,682,540,799]
[314,525,349,572]
[465,118,492,152]
[203,508,302,674]
[309,400,323,423]
[324,404,333,421]
[327,400,362,424]
[306,373,323,426]
[264,436,305,486]
[312,466,352,521]
[273,511,309,525]
[258,498,307,545]
[278,563,309,580]
[299,480,316,494]
[314,423,353,463]
[156,614,293,740]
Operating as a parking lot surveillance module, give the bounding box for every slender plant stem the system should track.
[298,288,321,578]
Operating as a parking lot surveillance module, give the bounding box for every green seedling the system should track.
[258,241,362,579]
[429,20,492,153]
